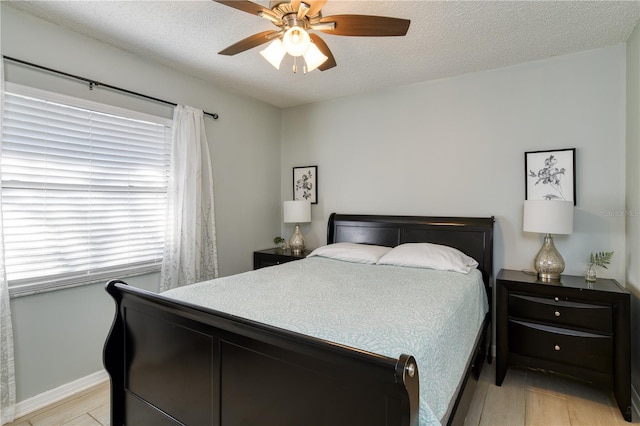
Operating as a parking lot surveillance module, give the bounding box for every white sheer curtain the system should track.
[0,57,17,425]
[160,105,218,291]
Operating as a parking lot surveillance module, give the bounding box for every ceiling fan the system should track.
[215,0,411,73]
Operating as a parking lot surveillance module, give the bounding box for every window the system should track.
[2,84,172,296]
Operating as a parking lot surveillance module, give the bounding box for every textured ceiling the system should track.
[6,0,640,108]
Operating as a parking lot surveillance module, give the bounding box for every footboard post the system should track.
[395,354,420,426]
[103,280,128,426]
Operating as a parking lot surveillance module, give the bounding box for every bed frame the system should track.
[104,213,494,426]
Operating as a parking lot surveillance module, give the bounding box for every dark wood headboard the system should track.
[327,213,495,289]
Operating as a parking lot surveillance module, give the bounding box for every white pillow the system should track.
[377,243,479,274]
[308,243,392,264]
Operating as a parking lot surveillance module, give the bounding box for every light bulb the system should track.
[282,26,311,57]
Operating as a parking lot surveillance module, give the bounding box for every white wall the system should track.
[281,45,628,282]
[2,4,282,403]
[626,19,640,417]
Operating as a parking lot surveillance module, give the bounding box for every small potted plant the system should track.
[585,251,613,282]
[274,237,287,251]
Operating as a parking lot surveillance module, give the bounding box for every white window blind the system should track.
[1,85,172,296]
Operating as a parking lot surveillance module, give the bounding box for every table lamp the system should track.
[523,200,574,281]
[284,200,311,254]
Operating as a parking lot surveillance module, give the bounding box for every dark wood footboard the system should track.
[103,280,420,426]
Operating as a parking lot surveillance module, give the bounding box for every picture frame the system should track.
[525,148,576,205]
[293,166,317,204]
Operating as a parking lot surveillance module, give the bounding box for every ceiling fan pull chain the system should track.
[293,56,298,73]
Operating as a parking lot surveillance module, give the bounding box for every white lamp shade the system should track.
[303,43,328,72]
[523,200,573,235]
[260,39,287,69]
[284,200,311,223]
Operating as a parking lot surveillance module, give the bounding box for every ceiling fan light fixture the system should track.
[303,42,328,72]
[216,0,412,73]
[259,39,287,69]
[282,26,311,56]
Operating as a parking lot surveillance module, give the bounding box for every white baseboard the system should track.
[14,370,109,419]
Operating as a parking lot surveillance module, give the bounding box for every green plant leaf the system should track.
[588,251,614,269]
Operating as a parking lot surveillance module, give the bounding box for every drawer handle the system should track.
[554,345,561,351]
[554,311,561,317]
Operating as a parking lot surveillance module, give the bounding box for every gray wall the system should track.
[281,45,627,280]
[626,20,640,417]
[2,4,282,402]
[10,274,158,402]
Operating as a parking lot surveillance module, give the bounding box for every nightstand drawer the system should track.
[508,320,613,374]
[253,248,312,270]
[257,259,286,268]
[508,293,612,333]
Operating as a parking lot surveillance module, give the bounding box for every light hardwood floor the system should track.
[6,381,109,426]
[466,360,638,426]
[6,361,638,426]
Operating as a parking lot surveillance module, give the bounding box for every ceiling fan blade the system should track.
[213,0,273,17]
[319,15,410,36]
[291,0,326,17]
[218,30,280,56]
[306,0,327,16]
[309,33,336,71]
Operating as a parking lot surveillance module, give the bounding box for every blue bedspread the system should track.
[163,257,488,425]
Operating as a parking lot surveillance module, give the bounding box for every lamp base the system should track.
[534,234,565,281]
[289,224,305,254]
[538,271,561,281]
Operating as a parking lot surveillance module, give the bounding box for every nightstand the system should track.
[253,247,312,270]
[495,269,631,422]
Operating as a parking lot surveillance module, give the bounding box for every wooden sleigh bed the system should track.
[103,213,495,426]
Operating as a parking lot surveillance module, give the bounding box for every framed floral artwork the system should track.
[293,166,317,204]
[525,148,576,205]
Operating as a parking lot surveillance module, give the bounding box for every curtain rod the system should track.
[2,55,219,120]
